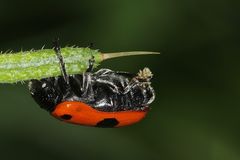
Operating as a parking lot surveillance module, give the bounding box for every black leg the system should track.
[81,55,95,100]
[86,55,95,72]
[86,42,95,73]
[80,42,95,100]
[53,38,69,84]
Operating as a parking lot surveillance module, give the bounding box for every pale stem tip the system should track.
[101,51,160,60]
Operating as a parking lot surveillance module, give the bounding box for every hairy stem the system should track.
[0,47,159,83]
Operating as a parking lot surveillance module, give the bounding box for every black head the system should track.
[28,77,64,112]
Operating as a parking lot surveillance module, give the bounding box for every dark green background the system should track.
[0,0,239,160]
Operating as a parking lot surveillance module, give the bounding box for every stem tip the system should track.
[101,51,160,60]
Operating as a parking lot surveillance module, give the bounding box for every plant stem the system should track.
[0,47,159,83]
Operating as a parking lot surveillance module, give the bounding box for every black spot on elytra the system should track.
[60,114,72,120]
[96,118,119,128]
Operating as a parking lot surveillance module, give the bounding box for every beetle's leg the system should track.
[115,71,136,79]
[53,38,69,85]
[95,78,120,93]
[80,72,95,101]
[79,47,96,100]
[122,68,153,94]
[122,79,138,94]
[79,44,96,100]
[121,68,155,108]
[85,41,96,73]
[86,54,95,73]
[145,85,155,105]
[94,68,114,77]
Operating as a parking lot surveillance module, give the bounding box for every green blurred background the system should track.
[0,0,239,160]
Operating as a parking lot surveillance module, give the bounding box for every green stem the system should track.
[0,47,100,83]
[0,47,159,83]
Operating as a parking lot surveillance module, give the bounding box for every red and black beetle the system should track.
[28,40,155,127]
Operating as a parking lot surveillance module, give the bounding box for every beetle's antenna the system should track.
[53,38,69,84]
[101,51,160,60]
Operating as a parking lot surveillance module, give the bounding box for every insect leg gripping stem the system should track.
[53,38,69,84]
[86,55,95,73]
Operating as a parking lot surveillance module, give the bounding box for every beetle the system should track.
[28,40,155,127]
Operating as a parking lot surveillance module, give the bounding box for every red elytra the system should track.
[51,101,148,127]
